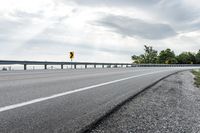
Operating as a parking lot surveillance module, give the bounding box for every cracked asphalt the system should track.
[90,71,200,133]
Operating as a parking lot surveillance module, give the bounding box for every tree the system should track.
[195,50,200,64]
[132,46,200,64]
[132,45,158,64]
[131,55,144,64]
[2,67,7,71]
[143,45,158,63]
[158,48,177,64]
[177,52,196,64]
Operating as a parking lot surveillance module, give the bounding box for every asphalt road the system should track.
[0,67,192,133]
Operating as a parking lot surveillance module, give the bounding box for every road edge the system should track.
[81,69,191,133]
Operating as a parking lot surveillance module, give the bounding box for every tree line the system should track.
[132,45,200,64]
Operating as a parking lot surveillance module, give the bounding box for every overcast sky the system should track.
[0,0,200,63]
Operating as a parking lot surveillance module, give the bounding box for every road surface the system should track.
[0,67,192,133]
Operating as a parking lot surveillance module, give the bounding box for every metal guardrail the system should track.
[0,60,133,70]
[0,60,200,70]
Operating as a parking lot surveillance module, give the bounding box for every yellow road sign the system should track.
[70,51,74,59]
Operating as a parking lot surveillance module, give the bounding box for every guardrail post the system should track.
[102,65,104,68]
[24,64,27,70]
[44,64,47,70]
[61,64,63,69]
[85,64,87,69]
[74,64,76,69]
[94,64,96,68]
[121,65,123,68]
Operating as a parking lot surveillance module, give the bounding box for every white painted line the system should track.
[0,70,173,113]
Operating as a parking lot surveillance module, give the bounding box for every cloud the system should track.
[0,0,200,62]
[71,0,160,7]
[156,0,200,24]
[97,15,177,40]
[71,0,199,22]
[16,33,133,56]
[0,18,27,33]
[72,0,200,32]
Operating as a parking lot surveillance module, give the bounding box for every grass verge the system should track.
[192,69,200,88]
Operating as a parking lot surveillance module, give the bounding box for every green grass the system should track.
[192,69,200,88]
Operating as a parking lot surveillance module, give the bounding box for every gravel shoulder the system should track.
[89,71,200,133]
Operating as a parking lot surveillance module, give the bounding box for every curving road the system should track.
[0,67,192,133]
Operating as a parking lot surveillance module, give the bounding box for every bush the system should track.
[2,67,7,71]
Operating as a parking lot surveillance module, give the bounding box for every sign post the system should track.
[69,51,74,68]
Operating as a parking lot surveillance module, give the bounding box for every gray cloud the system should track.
[0,10,44,37]
[0,18,30,42]
[72,0,200,32]
[97,15,177,40]
[71,0,160,7]
[12,11,44,19]
[13,29,133,56]
[71,0,198,22]
[0,9,73,42]
[0,19,27,33]
[156,0,200,23]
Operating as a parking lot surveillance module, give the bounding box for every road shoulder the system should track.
[89,71,200,133]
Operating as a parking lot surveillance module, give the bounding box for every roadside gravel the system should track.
[89,71,200,133]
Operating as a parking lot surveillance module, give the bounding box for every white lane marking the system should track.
[0,70,174,113]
